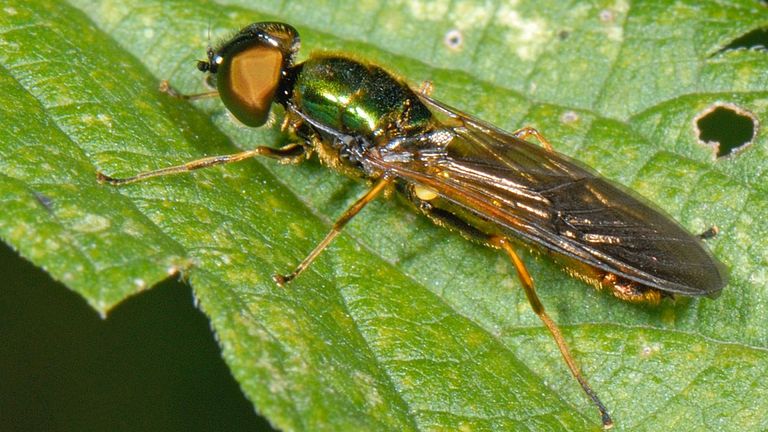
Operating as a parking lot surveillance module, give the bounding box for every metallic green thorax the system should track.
[291,56,434,140]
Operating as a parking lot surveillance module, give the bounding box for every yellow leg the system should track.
[96,143,305,185]
[159,79,219,101]
[512,126,554,152]
[491,236,613,429]
[273,175,394,286]
[418,80,434,96]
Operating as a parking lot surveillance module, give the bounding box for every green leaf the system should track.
[2,0,767,430]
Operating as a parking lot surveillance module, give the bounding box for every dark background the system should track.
[0,241,277,432]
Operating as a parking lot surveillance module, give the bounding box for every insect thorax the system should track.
[290,55,434,146]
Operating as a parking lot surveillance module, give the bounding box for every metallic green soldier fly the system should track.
[98,22,729,428]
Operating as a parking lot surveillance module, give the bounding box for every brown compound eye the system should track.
[202,22,300,127]
[217,44,283,127]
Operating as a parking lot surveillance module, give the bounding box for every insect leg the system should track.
[490,235,614,429]
[159,79,219,100]
[512,127,554,152]
[273,175,394,286]
[96,143,305,185]
[417,80,434,96]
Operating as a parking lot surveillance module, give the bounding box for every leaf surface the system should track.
[1,1,767,430]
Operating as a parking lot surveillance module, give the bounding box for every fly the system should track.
[97,22,729,428]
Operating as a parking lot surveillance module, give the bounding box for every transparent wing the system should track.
[368,94,727,296]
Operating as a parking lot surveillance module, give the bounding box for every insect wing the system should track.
[372,94,728,296]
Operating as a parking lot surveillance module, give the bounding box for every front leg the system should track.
[97,143,306,185]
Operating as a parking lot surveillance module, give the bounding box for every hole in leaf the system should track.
[695,103,757,158]
[717,28,768,53]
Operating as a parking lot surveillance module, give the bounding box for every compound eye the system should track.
[218,44,283,127]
